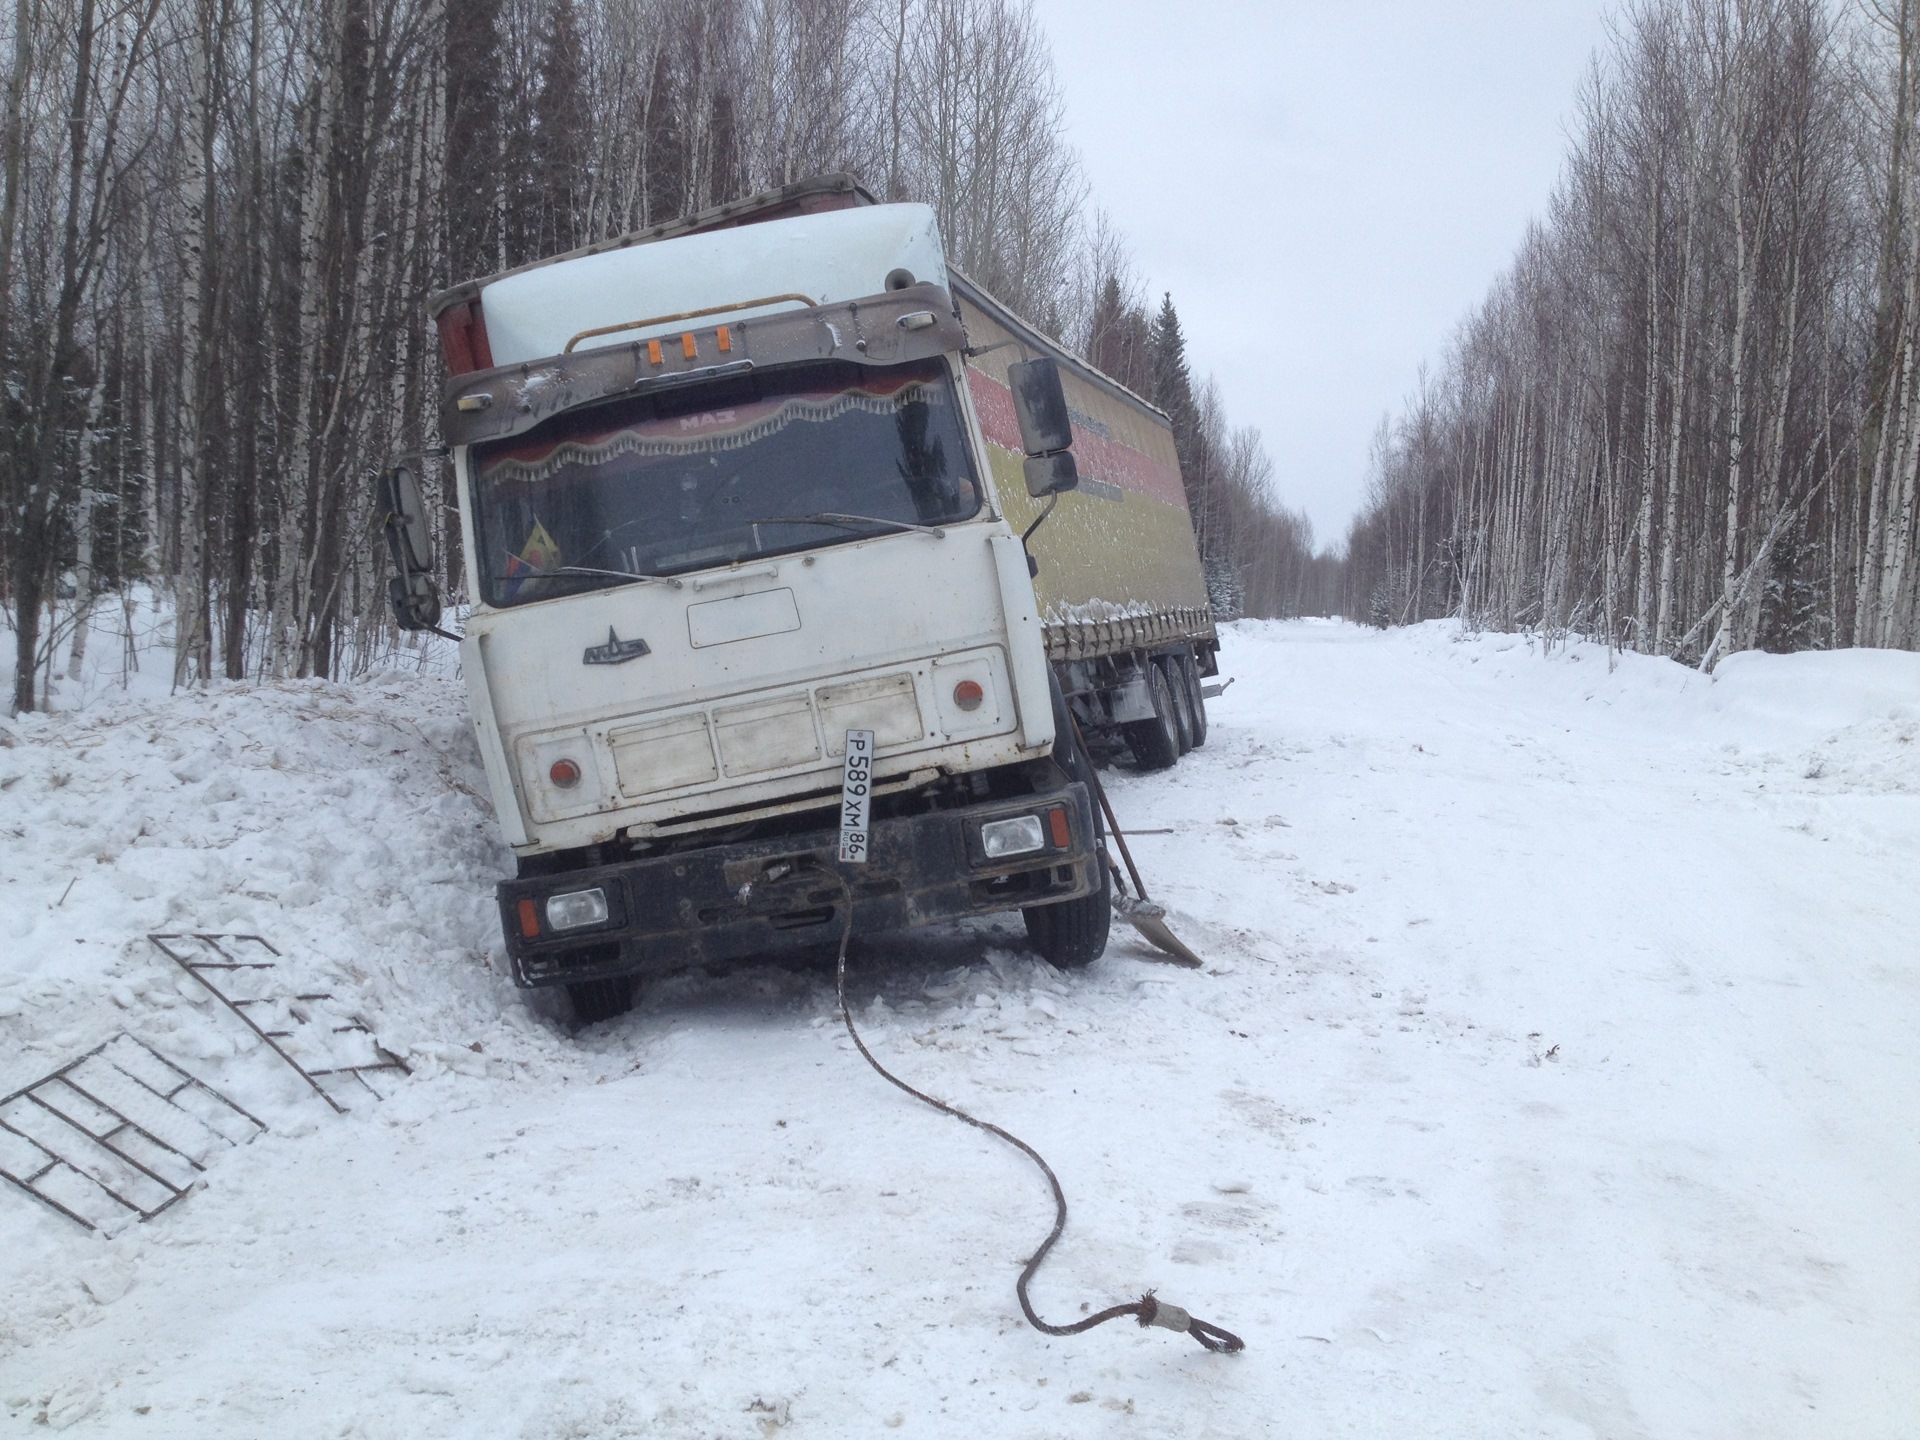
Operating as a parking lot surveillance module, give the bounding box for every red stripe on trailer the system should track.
[966,368,1189,512]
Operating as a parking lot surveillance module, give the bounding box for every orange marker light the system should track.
[717,326,732,353]
[682,332,698,359]
[646,339,663,365]
[1047,806,1071,848]
[517,897,540,938]
[953,679,985,712]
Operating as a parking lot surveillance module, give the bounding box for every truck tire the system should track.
[1159,655,1194,756]
[1024,679,1112,969]
[1023,844,1111,968]
[567,976,634,1024]
[1178,651,1208,748]
[1123,661,1181,771]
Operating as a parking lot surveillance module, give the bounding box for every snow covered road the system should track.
[2,620,1915,1437]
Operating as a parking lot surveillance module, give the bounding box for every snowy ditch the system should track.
[1,619,1916,1437]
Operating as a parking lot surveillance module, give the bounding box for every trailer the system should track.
[952,271,1217,767]
[384,174,1217,1020]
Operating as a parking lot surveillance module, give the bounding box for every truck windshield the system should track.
[472,358,981,606]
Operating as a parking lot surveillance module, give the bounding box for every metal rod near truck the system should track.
[380,173,1219,1023]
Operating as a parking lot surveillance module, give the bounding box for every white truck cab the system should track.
[385,179,1141,1020]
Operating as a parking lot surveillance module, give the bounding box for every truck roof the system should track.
[430,172,1170,429]
[427,174,875,321]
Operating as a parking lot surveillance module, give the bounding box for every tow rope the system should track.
[808,861,1245,1355]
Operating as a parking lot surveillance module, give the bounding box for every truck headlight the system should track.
[979,815,1046,859]
[545,888,609,931]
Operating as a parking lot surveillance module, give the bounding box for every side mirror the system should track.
[1007,358,1074,457]
[378,464,443,633]
[1023,451,1079,498]
[379,465,435,574]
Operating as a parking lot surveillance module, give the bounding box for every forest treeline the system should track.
[1345,0,1920,661]
[0,0,1318,715]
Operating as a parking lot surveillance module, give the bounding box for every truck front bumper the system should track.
[497,781,1100,988]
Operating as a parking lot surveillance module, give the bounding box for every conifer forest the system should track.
[3,0,1919,718]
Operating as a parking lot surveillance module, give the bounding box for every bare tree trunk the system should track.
[1853,0,1916,645]
[272,3,341,677]
[1866,228,1920,644]
[1708,155,1757,669]
[1656,197,1697,655]
[0,0,30,371]
[172,0,218,689]
[65,377,108,680]
[1879,301,1920,643]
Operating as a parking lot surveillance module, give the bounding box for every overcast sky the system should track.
[1030,1,1617,548]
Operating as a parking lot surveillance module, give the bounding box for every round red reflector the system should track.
[953,680,985,712]
[549,758,582,788]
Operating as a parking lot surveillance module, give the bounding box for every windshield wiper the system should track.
[753,513,947,539]
[499,554,685,589]
[555,564,685,588]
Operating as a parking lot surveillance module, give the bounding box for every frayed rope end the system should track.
[1137,1292,1245,1354]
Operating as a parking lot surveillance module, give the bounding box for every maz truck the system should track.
[382,175,1218,1021]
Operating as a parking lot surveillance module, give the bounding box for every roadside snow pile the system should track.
[1707,647,1920,793]
[0,674,510,1071]
[1708,644,1920,728]
[0,673,531,1277]
[1322,618,1920,794]
[0,619,1914,1438]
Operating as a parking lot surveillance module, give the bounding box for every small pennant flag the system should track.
[505,519,563,597]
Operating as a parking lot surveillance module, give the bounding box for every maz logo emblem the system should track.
[583,628,651,665]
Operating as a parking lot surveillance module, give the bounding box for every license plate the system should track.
[838,729,874,863]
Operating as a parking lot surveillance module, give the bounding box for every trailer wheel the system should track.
[1123,662,1181,771]
[1178,652,1208,748]
[1159,656,1195,756]
[1024,846,1112,969]
[567,976,634,1024]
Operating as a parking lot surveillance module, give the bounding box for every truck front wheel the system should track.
[567,976,634,1024]
[1023,850,1112,968]
[1027,682,1113,969]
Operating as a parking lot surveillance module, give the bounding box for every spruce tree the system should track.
[1089,275,1152,395]
[710,93,742,205]
[1149,293,1194,428]
[531,0,591,259]
[1149,293,1211,547]
[1758,520,1826,653]
[1089,275,1127,377]
[444,0,505,280]
[642,48,688,227]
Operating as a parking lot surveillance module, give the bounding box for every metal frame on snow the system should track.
[147,933,409,1114]
[0,1034,264,1233]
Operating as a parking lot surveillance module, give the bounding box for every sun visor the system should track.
[440,283,966,449]
[476,204,948,367]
